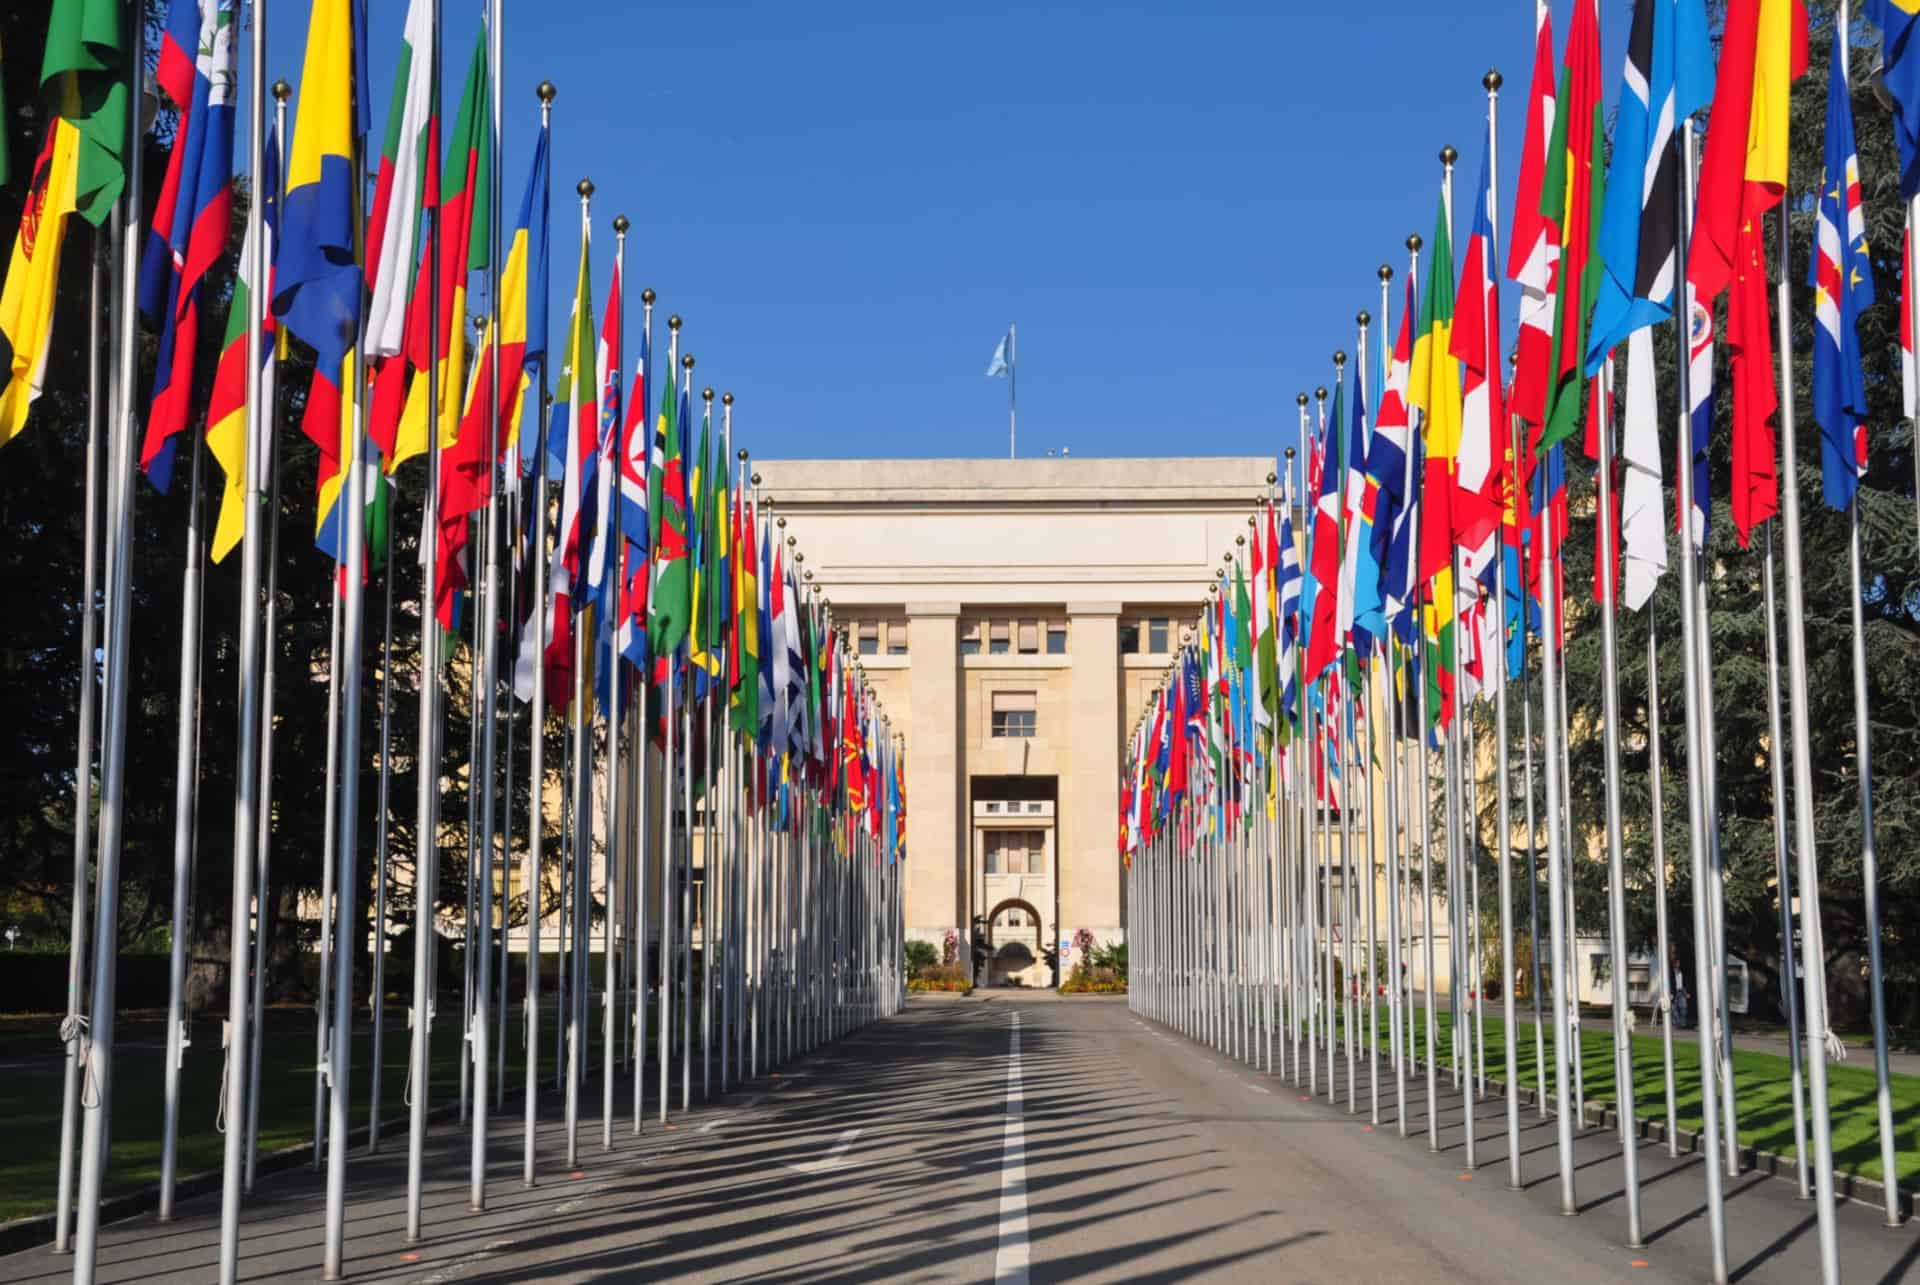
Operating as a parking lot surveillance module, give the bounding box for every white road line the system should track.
[786,1127,863,1175]
[698,1118,727,1134]
[994,1012,1030,1284]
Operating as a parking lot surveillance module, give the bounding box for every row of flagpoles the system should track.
[4,1,909,1282]
[1122,2,1915,1282]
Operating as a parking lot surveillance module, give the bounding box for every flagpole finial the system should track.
[736,444,746,459]
[641,287,656,305]
[539,81,558,104]
[1236,533,1247,547]
[703,387,715,403]
[1332,351,1346,369]
[752,473,763,487]
[1356,310,1370,328]
[1439,145,1457,167]
[726,396,738,411]
[1314,387,1327,402]
[668,313,682,331]
[1483,68,1502,93]
[1296,393,1308,408]
[776,517,786,529]
[1285,447,1296,460]
[683,353,695,371]
[273,79,291,102]
[1407,233,1422,253]
[613,215,630,235]
[578,178,594,198]
[1267,470,1278,485]
[1379,263,1392,282]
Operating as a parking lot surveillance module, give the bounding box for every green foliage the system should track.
[904,938,937,977]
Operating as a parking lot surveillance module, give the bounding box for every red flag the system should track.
[1507,3,1558,430]
[1728,219,1778,546]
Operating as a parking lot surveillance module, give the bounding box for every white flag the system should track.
[1620,326,1667,611]
[985,328,1011,377]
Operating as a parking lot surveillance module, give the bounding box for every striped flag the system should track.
[1809,16,1874,514]
[1507,1,1557,432]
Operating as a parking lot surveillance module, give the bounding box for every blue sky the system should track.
[266,2,1628,463]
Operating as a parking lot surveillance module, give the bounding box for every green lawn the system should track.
[1311,1001,1920,1188]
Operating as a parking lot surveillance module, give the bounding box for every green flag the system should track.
[40,0,128,225]
[646,370,690,655]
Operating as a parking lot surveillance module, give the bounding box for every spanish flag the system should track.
[0,119,80,450]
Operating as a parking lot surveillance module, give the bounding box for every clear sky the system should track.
[265,2,1628,464]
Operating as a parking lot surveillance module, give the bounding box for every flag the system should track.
[0,119,79,449]
[1334,352,1369,660]
[364,0,433,363]
[1587,0,1715,367]
[385,31,488,473]
[1727,217,1776,547]
[583,262,622,616]
[1619,328,1666,611]
[1410,189,1460,718]
[40,0,128,225]
[1276,469,1304,725]
[1374,278,1416,637]
[1450,147,1504,595]
[1905,229,1917,429]
[1508,1,1558,430]
[647,356,692,658]
[1870,0,1920,198]
[730,493,761,734]
[986,328,1011,377]
[613,315,650,667]
[1688,0,1807,301]
[1810,18,1875,514]
[1253,499,1277,731]
[1302,370,1344,681]
[203,123,281,562]
[1684,291,1713,549]
[277,0,363,557]
[1538,0,1605,452]
[536,218,594,699]
[138,0,238,493]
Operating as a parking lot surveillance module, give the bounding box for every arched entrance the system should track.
[985,897,1046,987]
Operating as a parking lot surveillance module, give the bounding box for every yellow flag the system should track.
[0,119,80,449]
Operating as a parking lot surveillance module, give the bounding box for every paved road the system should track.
[2,997,1915,1282]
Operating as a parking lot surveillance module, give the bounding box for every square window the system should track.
[858,622,879,656]
[1017,620,1040,654]
[990,691,1036,739]
[1118,622,1141,654]
[1046,625,1067,655]
[1149,618,1170,653]
[960,621,982,657]
[989,621,1011,655]
[887,622,908,655]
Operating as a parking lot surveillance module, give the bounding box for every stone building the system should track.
[756,457,1274,986]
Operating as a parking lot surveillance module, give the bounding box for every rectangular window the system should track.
[1148,617,1170,653]
[1046,625,1067,655]
[1017,620,1040,654]
[985,828,1044,877]
[887,621,908,655]
[858,621,880,656]
[1118,621,1141,654]
[959,621,982,656]
[990,690,1037,738]
[988,621,1011,655]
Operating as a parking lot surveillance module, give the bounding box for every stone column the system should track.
[905,603,962,956]
[1063,603,1122,952]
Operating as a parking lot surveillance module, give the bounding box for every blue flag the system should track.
[1868,0,1920,199]
[1809,17,1875,513]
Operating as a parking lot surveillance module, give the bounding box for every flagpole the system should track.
[659,317,682,1124]
[602,215,629,1153]
[525,103,554,1176]
[53,229,105,1257]
[1591,343,1644,1241]
[73,7,148,1278]
[158,427,208,1223]
[406,0,448,1238]
[1759,521,1810,1194]
[370,472,397,1150]
[632,287,654,1132]
[1009,321,1016,459]
[682,360,699,1112]
[315,531,343,1166]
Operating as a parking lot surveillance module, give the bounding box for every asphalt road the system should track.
[1,996,1915,1282]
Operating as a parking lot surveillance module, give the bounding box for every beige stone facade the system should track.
[755,457,1272,986]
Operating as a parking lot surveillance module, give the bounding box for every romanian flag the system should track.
[1409,190,1459,723]
[202,122,281,562]
[0,119,79,449]
[275,0,362,557]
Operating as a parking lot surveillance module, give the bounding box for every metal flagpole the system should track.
[1670,119,1728,1280]
[1759,522,1809,1193]
[53,230,105,1256]
[316,538,343,1162]
[321,93,375,1276]
[217,30,270,1276]
[1592,350,1643,1243]
[1009,321,1016,459]
[1480,65,1523,1189]
[601,216,629,1152]
[1536,489,1577,1215]
[406,0,448,1238]
[683,364,700,1111]
[659,319,682,1122]
[1646,620,1679,1158]
[632,288,655,1131]
[159,435,208,1222]
[1775,184,1843,1285]
[370,482,397,1150]
[1517,529,1546,1118]
[73,11,147,1279]
[564,183,594,1168]
[526,123,554,1178]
